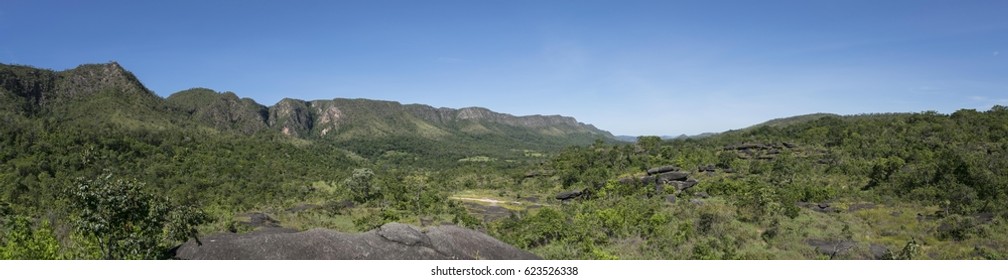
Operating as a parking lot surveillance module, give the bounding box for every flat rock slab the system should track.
[869,243,889,260]
[796,202,841,213]
[175,222,540,260]
[461,202,512,222]
[656,171,690,182]
[555,190,583,200]
[806,239,857,258]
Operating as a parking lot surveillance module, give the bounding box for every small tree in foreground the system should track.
[65,173,206,259]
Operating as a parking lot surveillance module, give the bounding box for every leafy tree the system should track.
[715,151,735,169]
[865,156,904,190]
[636,136,662,154]
[0,201,10,218]
[345,168,377,203]
[398,173,443,215]
[63,173,205,259]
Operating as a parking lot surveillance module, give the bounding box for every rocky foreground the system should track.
[174,222,540,260]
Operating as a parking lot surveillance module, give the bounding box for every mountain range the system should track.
[0,62,614,154]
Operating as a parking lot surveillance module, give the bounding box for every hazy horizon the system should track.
[2,0,1005,135]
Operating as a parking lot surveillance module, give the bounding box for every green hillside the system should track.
[489,108,1008,259]
[742,113,840,130]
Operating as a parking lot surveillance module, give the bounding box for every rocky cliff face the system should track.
[0,64,55,113]
[54,62,152,101]
[1,62,157,113]
[313,101,344,137]
[267,98,314,137]
[259,98,612,140]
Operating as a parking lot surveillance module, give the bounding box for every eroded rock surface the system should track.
[175,222,539,260]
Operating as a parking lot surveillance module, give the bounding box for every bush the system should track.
[450,203,481,229]
[495,208,568,249]
[734,179,796,223]
[345,168,377,203]
[63,173,205,259]
[352,208,401,231]
[0,216,63,259]
[936,215,980,241]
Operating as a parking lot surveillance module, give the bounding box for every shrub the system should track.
[0,216,63,259]
[63,173,205,259]
[345,168,377,203]
[936,215,980,241]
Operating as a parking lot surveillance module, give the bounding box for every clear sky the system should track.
[2,0,1006,135]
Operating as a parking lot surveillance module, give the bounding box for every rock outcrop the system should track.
[646,165,679,175]
[268,98,314,137]
[806,239,857,259]
[555,189,585,201]
[610,166,704,204]
[175,222,540,260]
[697,165,713,173]
[1,62,158,113]
[54,62,153,101]
[619,166,699,192]
[797,202,841,213]
[724,142,799,160]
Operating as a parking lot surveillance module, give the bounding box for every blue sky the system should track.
[2,0,1006,135]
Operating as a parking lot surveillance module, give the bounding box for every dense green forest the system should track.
[2,62,1007,259]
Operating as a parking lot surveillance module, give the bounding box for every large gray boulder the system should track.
[656,171,689,182]
[869,244,889,260]
[639,175,657,184]
[664,195,677,204]
[697,165,716,173]
[175,222,540,260]
[670,179,698,191]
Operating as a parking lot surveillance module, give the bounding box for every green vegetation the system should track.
[64,173,206,259]
[488,107,1008,259]
[1,62,1007,259]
